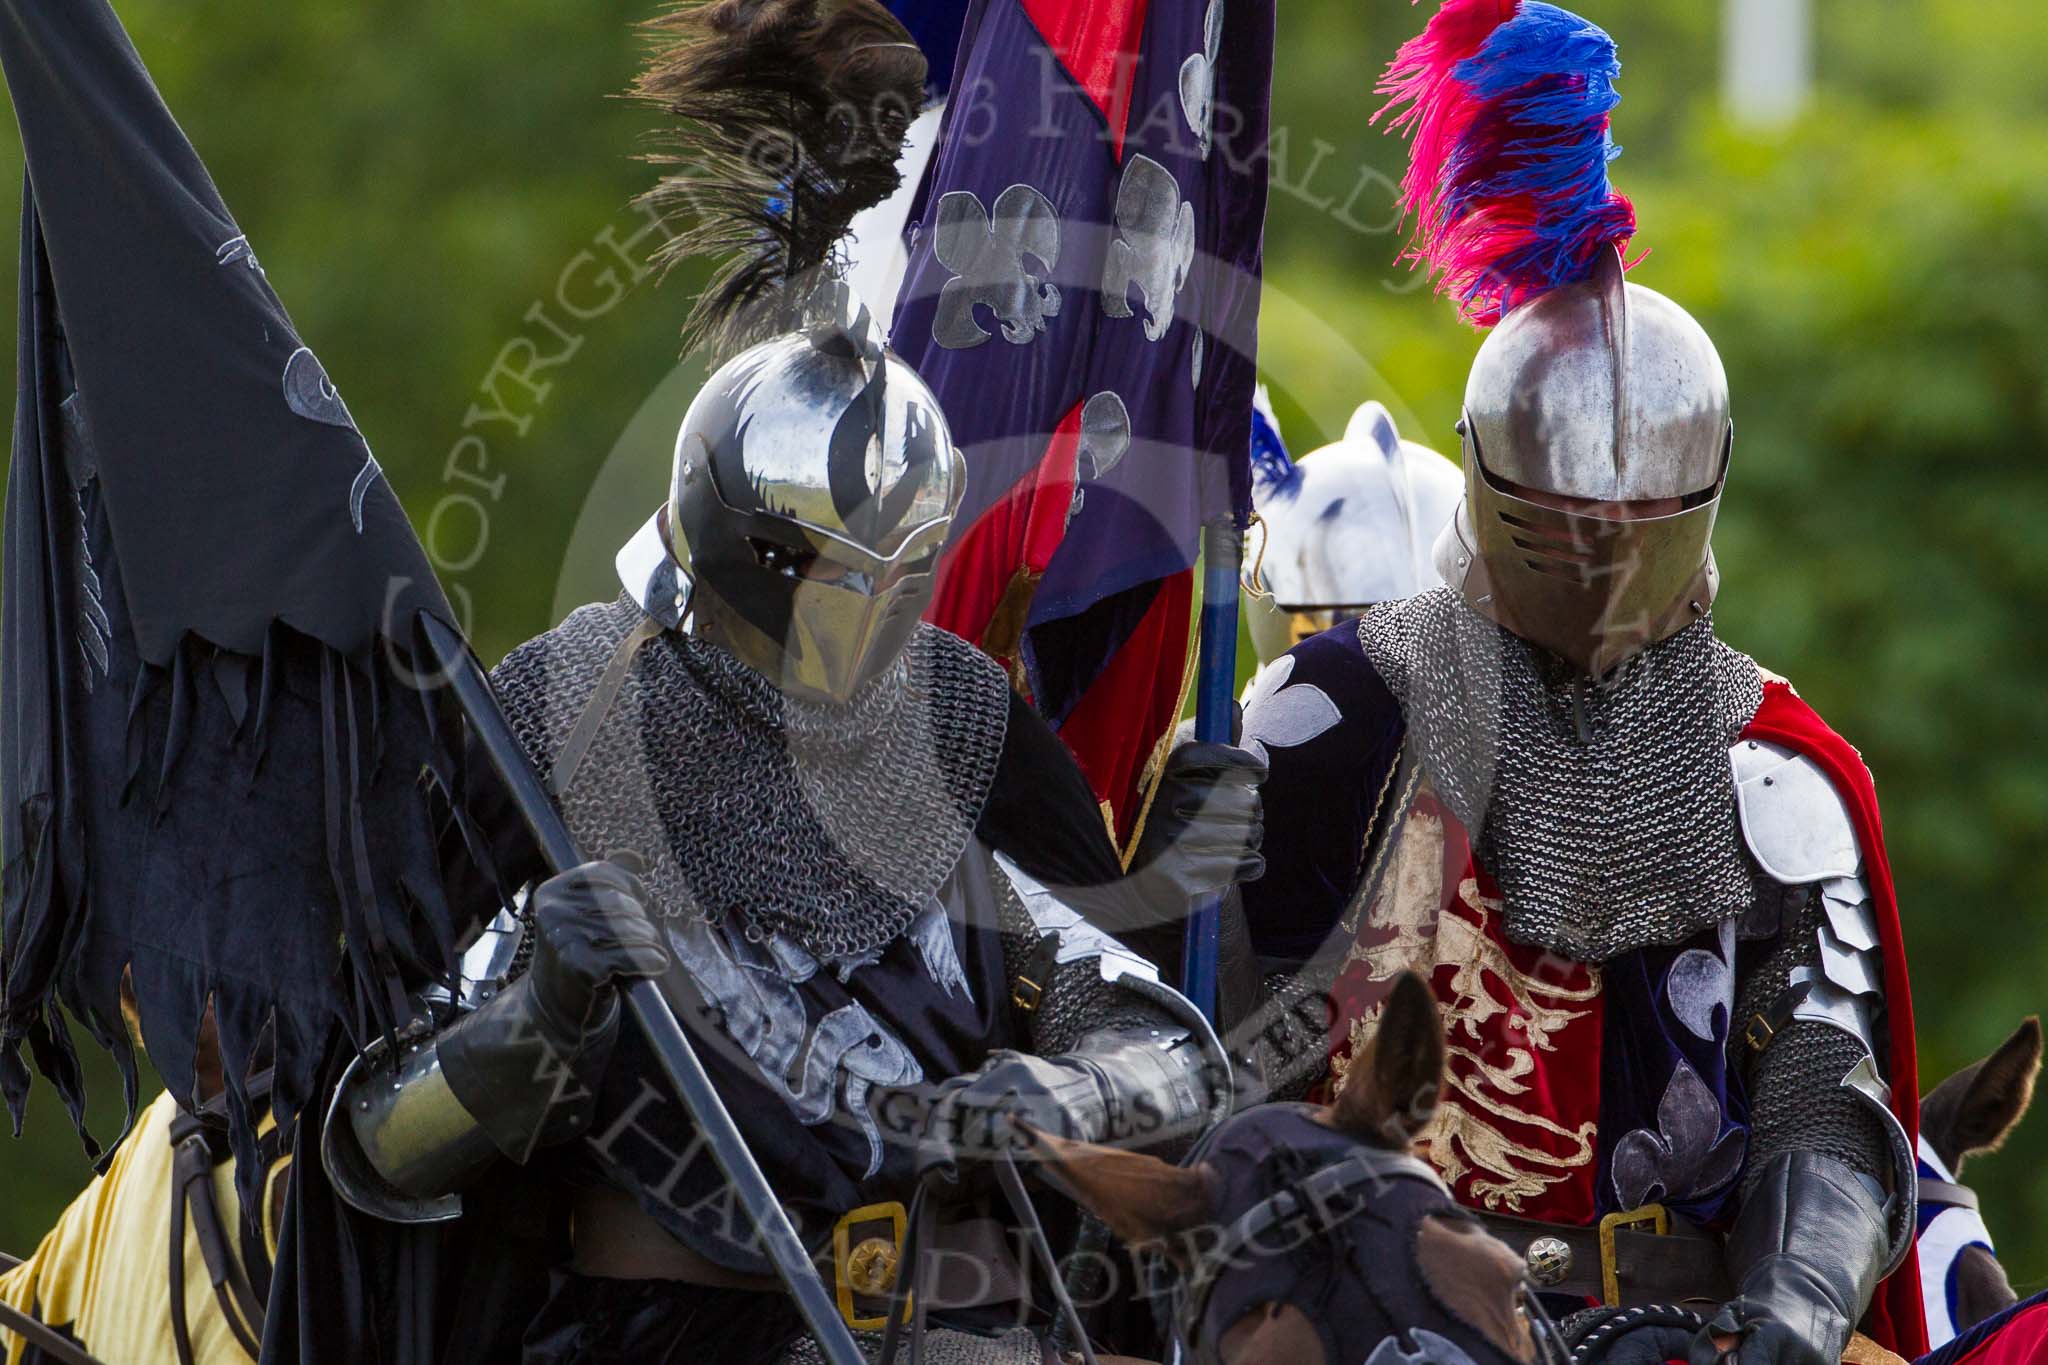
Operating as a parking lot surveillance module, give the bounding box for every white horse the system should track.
[1242,396,1466,665]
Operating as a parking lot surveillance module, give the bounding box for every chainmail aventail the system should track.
[492,594,1011,962]
[1360,588,1767,960]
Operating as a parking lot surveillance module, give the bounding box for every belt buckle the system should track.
[1597,1204,1670,1307]
[833,1200,910,1330]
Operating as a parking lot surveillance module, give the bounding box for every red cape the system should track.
[1921,1291,2048,1364]
[1742,681,1929,1360]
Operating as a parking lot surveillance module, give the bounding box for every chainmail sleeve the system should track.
[1733,890,1888,1199]
[1727,735,1918,1274]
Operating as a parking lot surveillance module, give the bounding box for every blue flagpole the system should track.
[1180,515,1243,1023]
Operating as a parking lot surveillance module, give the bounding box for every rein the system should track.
[0,1294,111,1365]
[1565,1304,1709,1364]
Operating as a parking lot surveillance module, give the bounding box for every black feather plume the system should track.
[635,0,927,358]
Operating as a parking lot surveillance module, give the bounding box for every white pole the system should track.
[1723,0,1811,130]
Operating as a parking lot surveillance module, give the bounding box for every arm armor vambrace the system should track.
[994,854,1233,1147]
[322,966,619,1224]
[1731,740,1916,1276]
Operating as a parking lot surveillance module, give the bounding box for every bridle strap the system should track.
[167,1112,265,1364]
[1919,1177,1980,1213]
[1194,1146,1446,1285]
[1178,1147,1449,1359]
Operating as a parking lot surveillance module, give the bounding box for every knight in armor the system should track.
[1211,5,1929,1362]
[313,2,1250,1359]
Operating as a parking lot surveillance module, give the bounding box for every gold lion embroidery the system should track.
[1338,802,1601,1213]
[1440,879,1601,1057]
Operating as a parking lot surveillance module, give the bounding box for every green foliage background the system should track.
[2,0,2047,1301]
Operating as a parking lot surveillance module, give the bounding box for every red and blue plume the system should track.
[1375,0,1637,327]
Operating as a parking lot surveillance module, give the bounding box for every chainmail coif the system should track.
[492,594,1011,962]
[1360,588,1767,962]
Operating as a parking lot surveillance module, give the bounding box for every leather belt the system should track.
[834,1203,1028,1330]
[570,1187,1029,1329]
[1479,1204,1732,1307]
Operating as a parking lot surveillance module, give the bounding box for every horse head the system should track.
[1031,972,1554,1365]
[1917,1016,2041,1342]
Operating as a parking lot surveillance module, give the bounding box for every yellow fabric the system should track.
[0,1091,272,1365]
[1842,1337,1908,1365]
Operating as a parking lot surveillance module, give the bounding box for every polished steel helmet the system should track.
[661,312,965,702]
[1433,248,1732,676]
[1245,401,1465,665]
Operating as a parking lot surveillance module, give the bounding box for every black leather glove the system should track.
[1596,1325,1703,1365]
[522,859,671,1051]
[929,1052,1096,1150]
[1127,736,1267,908]
[1688,1152,1889,1365]
[440,859,669,1161]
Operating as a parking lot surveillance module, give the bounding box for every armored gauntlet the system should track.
[919,1023,1220,1163]
[437,861,668,1160]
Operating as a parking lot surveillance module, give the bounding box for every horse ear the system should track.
[1027,1128,1217,1255]
[1922,1016,2042,1174]
[1333,970,1444,1146]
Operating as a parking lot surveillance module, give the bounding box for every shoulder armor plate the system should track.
[1730,738,1862,885]
[1790,873,1887,1056]
[994,852,1162,987]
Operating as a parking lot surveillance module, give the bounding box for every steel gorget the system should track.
[1359,588,1767,961]
[493,593,1011,962]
